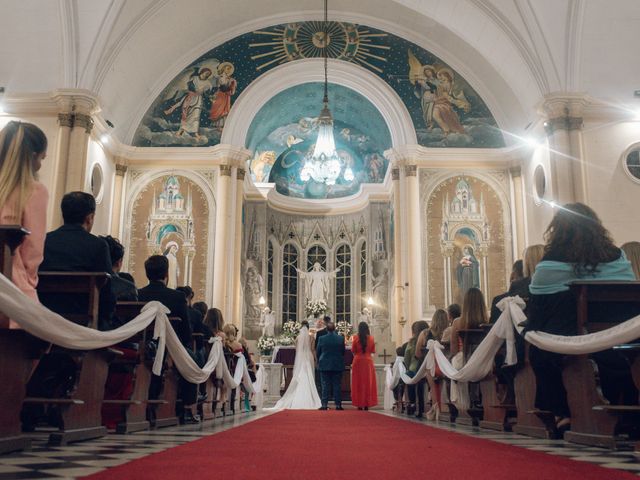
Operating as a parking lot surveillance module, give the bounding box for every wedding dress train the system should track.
[268,326,321,410]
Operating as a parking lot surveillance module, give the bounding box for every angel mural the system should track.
[209,62,237,130]
[160,59,237,140]
[408,50,470,136]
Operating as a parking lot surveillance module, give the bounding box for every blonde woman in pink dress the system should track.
[0,121,48,327]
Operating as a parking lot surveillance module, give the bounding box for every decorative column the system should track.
[509,166,526,258]
[50,113,74,227]
[404,163,423,326]
[231,168,245,331]
[391,166,405,344]
[110,163,127,238]
[65,112,94,193]
[212,165,232,315]
[542,96,587,205]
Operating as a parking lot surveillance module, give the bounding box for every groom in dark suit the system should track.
[316,321,345,410]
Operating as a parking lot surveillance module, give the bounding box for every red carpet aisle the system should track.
[82,411,637,480]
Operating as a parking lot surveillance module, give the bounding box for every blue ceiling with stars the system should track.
[132,21,504,149]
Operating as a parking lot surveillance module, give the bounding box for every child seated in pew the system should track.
[621,241,640,280]
[525,203,639,433]
[0,121,48,327]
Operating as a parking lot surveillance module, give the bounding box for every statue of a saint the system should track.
[296,262,340,303]
[456,246,480,298]
[163,241,180,289]
[260,307,276,337]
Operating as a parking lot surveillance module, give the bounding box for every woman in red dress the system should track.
[351,322,378,410]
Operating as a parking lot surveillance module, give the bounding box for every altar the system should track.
[271,346,355,400]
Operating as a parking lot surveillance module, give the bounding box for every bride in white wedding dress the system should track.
[268,321,321,410]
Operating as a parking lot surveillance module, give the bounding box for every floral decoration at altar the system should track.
[282,320,303,340]
[257,335,276,356]
[305,299,328,318]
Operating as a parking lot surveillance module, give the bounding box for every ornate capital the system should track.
[115,164,128,177]
[509,166,522,178]
[236,168,246,181]
[220,165,232,176]
[57,113,74,128]
[544,115,583,135]
[391,168,400,181]
[73,113,94,134]
[404,165,417,177]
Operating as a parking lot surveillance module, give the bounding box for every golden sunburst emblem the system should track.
[250,21,388,72]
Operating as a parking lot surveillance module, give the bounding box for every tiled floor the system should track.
[0,410,638,479]
[378,410,640,476]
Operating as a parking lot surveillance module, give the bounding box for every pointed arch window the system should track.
[282,243,299,324]
[307,244,327,270]
[335,244,352,325]
[360,241,367,302]
[267,240,274,308]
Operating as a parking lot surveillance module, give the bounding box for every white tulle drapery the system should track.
[383,295,640,409]
[0,273,262,397]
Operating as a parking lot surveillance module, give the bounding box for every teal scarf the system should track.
[529,253,635,295]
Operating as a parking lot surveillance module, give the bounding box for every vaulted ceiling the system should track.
[1,0,638,145]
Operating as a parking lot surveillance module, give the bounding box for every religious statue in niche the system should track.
[456,245,480,298]
[163,241,180,289]
[260,307,276,337]
[296,263,340,304]
[440,177,490,304]
[244,266,264,318]
[145,176,197,289]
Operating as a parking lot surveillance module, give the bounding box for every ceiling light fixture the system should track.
[300,0,353,186]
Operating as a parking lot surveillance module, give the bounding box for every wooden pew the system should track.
[24,271,112,445]
[512,342,557,438]
[453,328,485,426]
[478,323,518,431]
[0,225,45,454]
[101,301,152,434]
[560,281,640,449]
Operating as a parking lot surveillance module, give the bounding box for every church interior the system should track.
[1,0,640,478]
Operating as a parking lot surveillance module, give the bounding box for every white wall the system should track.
[521,142,555,248]
[85,138,115,236]
[581,120,640,244]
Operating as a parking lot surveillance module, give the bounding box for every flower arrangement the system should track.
[336,320,353,339]
[282,320,302,339]
[305,299,328,318]
[257,335,276,355]
[276,335,294,346]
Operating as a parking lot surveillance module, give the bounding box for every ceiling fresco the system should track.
[246,82,390,199]
[132,21,505,149]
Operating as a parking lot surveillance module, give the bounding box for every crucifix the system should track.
[378,349,392,364]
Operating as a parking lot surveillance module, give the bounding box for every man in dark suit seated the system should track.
[101,235,137,302]
[39,191,116,330]
[138,256,198,423]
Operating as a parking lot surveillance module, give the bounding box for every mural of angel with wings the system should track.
[408,50,471,136]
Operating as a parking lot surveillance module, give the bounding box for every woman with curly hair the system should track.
[527,203,638,433]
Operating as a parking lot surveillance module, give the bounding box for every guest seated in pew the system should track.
[39,191,117,330]
[404,320,429,417]
[490,260,524,323]
[138,255,200,424]
[222,324,244,414]
[101,235,137,302]
[192,301,208,320]
[0,121,49,325]
[203,307,225,339]
[526,203,639,433]
[450,288,489,409]
[621,241,640,279]
[393,343,407,411]
[416,309,449,419]
[441,303,461,344]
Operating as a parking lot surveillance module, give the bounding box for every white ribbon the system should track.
[0,273,263,401]
[383,293,640,408]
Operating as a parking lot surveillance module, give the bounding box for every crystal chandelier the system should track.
[300,0,354,186]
